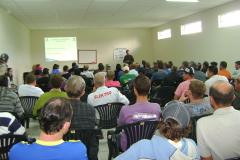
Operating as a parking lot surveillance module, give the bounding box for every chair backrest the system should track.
[0,134,27,160]
[188,113,212,143]
[94,103,124,129]
[116,121,159,149]
[150,86,176,107]
[19,96,39,116]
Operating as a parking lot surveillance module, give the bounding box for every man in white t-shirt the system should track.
[18,73,44,97]
[197,81,240,160]
[87,72,129,106]
[205,65,228,95]
[81,65,94,79]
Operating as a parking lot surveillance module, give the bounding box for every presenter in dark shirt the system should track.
[123,49,134,65]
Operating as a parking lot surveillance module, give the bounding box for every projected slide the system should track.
[44,37,77,61]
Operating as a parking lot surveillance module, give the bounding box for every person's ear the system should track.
[62,121,71,135]
[209,96,217,110]
[80,89,85,97]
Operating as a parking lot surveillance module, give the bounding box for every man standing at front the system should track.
[197,81,240,160]
[123,49,134,65]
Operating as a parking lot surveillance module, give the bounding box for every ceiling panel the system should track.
[0,0,236,29]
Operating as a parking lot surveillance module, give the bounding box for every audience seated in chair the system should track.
[205,65,228,95]
[119,66,136,87]
[151,60,168,83]
[114,64,124,81]
[51,63,61,74]
[81,65,94,79]
[0,112,25,135]
[118,75,161,151]
[129,63,139,77]
[65,75,98,160]
[87,72,129,106]
[179,79,213,117]
[162,66,182,87]
[233,76,240,110]
[0,75,24,118]
[190,61,206,82]
[36,68,51,92]
[197,81,240,160]
[32,74,67,117]
[9,97,87,160]
[105,70,121,88]
[93,63,106,76]
[218,61,232,80]
[116,100,200,160]
[232,61,240,79]
[174,67,195,100]
[18,73,44,97]
[62,65,71,80]
[0,53,9,76]
[65,75,96,130]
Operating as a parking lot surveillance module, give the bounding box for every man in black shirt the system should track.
[123,49,134,65]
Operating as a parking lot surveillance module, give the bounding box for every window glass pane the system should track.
[218,10,240,28]
[158,29,171,40]
[181,21,202,35]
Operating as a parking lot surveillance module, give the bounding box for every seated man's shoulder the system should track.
[11,141,34,151]
[80,101,95,110]
[64,140,86,147]
[197,114,213,125]
[145,102,161,111]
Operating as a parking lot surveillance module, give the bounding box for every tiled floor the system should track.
[27,119,110,160]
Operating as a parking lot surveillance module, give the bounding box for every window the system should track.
[181,21,202,35]
[44,37,77,61]
[158,29,171,40]
[218,10,240,28]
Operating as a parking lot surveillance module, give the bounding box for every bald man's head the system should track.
[209,81,234,106]
[94,72,105,87]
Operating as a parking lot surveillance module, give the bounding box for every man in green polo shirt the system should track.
[119,66,136,86]
[33,74,67,117]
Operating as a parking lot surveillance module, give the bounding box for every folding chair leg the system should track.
[26,118,30,128]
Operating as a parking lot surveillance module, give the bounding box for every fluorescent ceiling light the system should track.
[166,0,199,2]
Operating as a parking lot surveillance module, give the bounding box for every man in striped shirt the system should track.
[0,75,24,118]
[0,112,25,135]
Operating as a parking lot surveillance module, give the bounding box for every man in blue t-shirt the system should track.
[9,97,88,160]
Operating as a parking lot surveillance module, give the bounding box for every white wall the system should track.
[0,8,32,84]
[152,0,240,70]
[31,28,153,71]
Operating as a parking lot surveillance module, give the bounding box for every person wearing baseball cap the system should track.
[174,67,195,100]
[119,65,136,86]
[116,100,200,160]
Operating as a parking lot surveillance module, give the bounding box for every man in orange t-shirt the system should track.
[218,61,232,80]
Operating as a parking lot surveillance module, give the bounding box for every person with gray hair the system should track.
[197,80,240,160]
[65,75,98,160]
[87,72,129,106]
[65,75,96,130]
